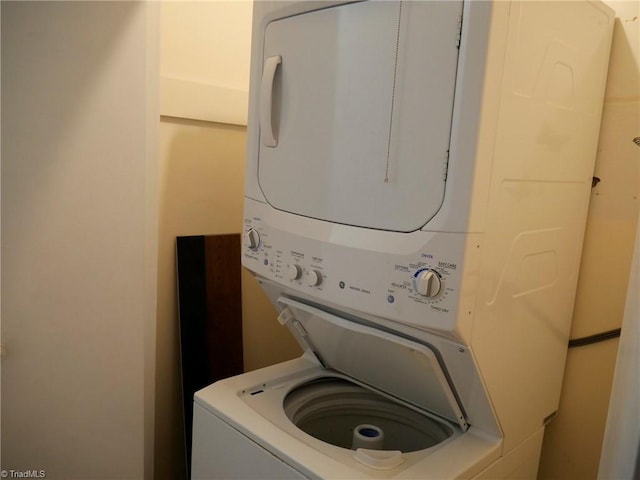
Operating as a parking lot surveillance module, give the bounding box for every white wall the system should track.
[1,2,158,478]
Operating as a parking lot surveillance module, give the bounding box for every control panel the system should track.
[241,210,471,335]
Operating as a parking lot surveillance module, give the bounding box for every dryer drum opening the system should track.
[283,377,454,452]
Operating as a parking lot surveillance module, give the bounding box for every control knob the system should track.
[305,269,323,287]
[286,264,303,281]
[245,228,261,251]
[414,269,442,298]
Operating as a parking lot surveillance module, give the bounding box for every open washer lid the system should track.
[277,297,469,431]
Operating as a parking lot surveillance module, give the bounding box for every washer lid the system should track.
[277,297,469,431]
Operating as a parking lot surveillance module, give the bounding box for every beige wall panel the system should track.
[571,101,640,339]
[160,1,252,124]
[155,118,300,478]
[539,339,620,479]
[156,118,246,479]
[160,1,252,92]
[601,2,639,100]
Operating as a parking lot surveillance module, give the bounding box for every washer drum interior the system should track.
[284,377,454,453]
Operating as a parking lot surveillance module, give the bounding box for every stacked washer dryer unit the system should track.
[192,1,613,479]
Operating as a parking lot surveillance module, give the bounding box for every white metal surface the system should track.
[278,297,469,430]
[467,0,614,453]
[191,402,306,480]
[242,199,481,343]
[193,0,615,478]
[193,357,501,479]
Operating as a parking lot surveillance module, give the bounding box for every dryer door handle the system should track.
[260,55,281,147]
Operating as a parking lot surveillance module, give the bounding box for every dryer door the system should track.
[258,0,463,232]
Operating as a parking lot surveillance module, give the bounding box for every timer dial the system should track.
[414,269,442,298]
[245,228,261,251]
